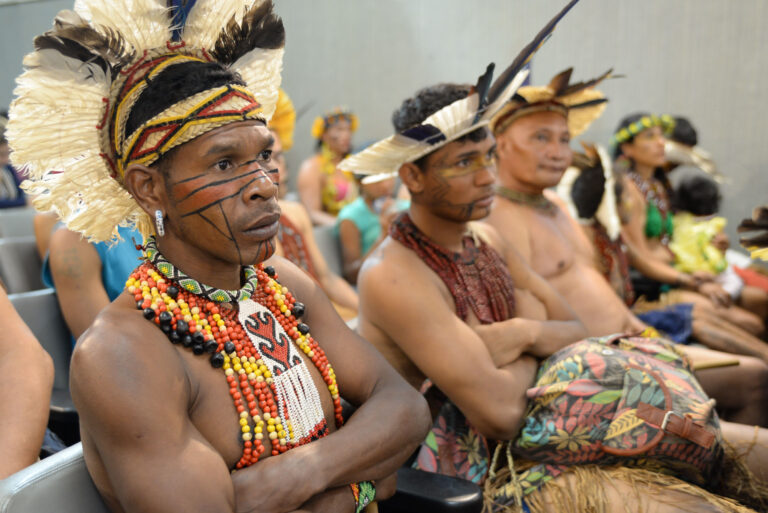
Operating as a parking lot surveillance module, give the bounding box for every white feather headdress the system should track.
[339,0,581,177]
[8,0,285,243]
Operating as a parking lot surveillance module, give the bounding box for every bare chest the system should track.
[180,326,338,469]
[524,211,584,279]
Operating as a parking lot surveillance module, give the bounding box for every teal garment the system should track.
[42,225,143,346]
[335,197,409,255]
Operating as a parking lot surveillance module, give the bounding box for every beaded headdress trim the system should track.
[143,237,259,303]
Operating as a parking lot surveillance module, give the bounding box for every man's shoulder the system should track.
[359,237,440,295]
[72,294,186,392]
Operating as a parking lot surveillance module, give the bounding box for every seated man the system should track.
[8,2,429,511]
[347,72,768,512]
[487,70,768,427]
[0,286,53,479]
[342,8,766,500]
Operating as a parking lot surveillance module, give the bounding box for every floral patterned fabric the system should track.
[416,335,724,509]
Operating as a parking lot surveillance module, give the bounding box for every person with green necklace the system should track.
[615,113,766,340]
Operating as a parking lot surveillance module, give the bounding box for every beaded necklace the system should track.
[126,237,343,469]
[626,168,674,244]
[390,213,516,324]
[495,185,558,216]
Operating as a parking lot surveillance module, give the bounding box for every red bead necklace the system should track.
[126,260,343,469]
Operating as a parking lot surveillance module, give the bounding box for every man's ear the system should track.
[123,163,166,217]
[398,162,425,195]
[495,129,512,161]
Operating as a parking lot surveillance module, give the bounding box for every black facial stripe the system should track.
[179,176,258,217]
[218,202,242,265]
[176,168,262,202]
[197,211,234,240]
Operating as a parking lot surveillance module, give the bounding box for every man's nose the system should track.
[245,167,279,202]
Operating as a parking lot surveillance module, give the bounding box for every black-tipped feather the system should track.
[471,63,495,122]
[485,0,580,107]
[211,0,285,66]
[559,68,614,96]
[568,98,609,110]
[34,11,134,75]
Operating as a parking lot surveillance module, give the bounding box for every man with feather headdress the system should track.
[487,71,768,430]
[7,1,430,511]
[345,2,768,510]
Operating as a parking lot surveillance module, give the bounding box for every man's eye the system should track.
[536,134,549,142]
[216,159,232,171]
[259,150,273,161]
[455,159,471,168]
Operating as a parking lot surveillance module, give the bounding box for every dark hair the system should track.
[612,112,649,160]
[670,116,697,147]
[392,83,488,169]
[125,60,245,137]
[571,159,606,219]
[125,61,246,173]
[675,175,720,216]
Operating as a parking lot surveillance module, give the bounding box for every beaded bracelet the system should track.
[350,481,376,512]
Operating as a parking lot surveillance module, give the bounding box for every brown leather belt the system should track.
[636,402,715,449]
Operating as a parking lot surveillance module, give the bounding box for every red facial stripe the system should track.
[174,168,265,217]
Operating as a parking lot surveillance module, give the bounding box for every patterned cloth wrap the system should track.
[511,334,723,488]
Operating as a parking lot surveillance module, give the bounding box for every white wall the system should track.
[2,0,767,241]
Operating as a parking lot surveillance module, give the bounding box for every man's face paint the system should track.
[416,131,498,223]
[163,121,281,267]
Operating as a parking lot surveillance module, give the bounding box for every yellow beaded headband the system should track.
[610,114,675,149]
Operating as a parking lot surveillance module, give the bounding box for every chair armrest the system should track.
[378,467,483,513]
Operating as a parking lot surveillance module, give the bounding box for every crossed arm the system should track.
[360,248,547,441]
[71,259,428,513]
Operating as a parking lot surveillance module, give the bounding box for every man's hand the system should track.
[233,452,319,513]
[698,281,732,308]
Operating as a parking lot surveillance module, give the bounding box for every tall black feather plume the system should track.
[484,0,580,108]
[559,68,614,96]
[471,63,495,123]
[211,0,285,66]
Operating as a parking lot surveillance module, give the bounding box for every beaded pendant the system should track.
[126,239,343,469]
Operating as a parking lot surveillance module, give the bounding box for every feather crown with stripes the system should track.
[8,0,285,243]
[338,0,581,179]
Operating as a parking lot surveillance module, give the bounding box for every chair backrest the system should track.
[9,288,74,414]
[0,236,44,293]
[0,443,109,513]
[313,225,343,277]
[0,208,35,238]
